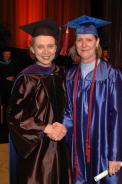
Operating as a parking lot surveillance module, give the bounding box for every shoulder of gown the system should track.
[66,59,122,82]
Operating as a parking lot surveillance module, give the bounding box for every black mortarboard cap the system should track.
[64,15,111,37]
[19,18,62,38]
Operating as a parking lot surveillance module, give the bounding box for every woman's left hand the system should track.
[108,161,121,176]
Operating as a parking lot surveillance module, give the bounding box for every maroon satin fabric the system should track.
[8,66,72,184]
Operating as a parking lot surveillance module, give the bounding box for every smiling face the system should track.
[75,34,99,64]
[30,35,57,67]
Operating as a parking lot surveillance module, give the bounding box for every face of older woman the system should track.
[31,35,57,67]
[75,34,99,64]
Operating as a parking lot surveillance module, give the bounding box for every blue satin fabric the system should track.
[63,59,122,184]
[9,135,19,184]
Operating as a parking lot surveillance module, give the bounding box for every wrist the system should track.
[44,124,52,134]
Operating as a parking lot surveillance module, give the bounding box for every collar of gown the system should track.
[21,62,55,73]
[80,59,100,78]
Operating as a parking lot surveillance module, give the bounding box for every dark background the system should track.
[0,0,122,68]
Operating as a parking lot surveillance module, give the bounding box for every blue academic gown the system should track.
[63,59,122,184]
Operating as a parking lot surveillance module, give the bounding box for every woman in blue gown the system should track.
[63,15,122,184]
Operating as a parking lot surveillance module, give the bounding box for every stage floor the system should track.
[0,143,9,184]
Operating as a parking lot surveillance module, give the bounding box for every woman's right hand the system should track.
[44,123,67,141]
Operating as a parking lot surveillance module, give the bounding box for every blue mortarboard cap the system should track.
[64,15,111,37]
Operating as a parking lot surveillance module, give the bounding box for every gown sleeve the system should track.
[62,78,74,145]
[7,75,48,159]
[108,69,122,161]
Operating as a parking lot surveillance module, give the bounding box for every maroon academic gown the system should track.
[8,63,72,184]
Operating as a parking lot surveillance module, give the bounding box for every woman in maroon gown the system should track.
[7,18,72,184]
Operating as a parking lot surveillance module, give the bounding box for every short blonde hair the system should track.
[30,37,35,47]
[29,38,35,56]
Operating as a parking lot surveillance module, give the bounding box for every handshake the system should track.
[44,122,67,141]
